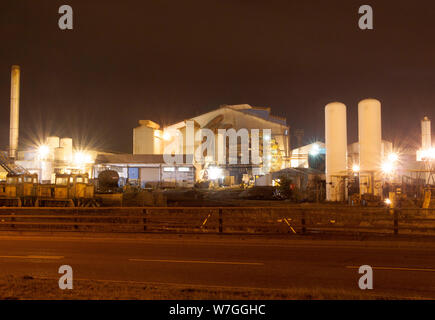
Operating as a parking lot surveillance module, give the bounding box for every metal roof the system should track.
[95,154,193,165]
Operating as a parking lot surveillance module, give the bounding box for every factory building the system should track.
[290,142,325,169]
[0,66,113,183]
[14,136,108,183]
[93,154,196,188]
[2,66,431,196]
[3,65,281,187]
[132,104,290,184]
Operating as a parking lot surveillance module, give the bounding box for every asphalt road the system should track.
[0,232,435,298]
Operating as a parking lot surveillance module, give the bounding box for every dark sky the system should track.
[0,0,434,153]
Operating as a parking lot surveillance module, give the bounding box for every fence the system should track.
[0,206,434,235]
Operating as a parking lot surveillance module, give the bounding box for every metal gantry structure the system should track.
[0,151,28,175]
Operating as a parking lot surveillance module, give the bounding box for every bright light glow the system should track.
[208,167,223,180]
[309,144,320,156]
[352,164,360,173]
[154,130,161,138]
[73,152,93,165]
[163,131,171,141]
[290,159,299,168]
[381,161,395,174]
[385,198,392,205]
[420,148,435,160]
[263,134,271,141]
[37,145,50,160]
[272,178,281,187]
[387,153,399,163]
[381,153,399,174]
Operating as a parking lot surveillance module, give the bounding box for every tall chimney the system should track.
[422,116,431,151]
[9,65,20,159]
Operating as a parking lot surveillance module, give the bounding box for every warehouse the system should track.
[93,154,196,188]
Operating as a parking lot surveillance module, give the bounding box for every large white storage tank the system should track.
[47,136,60,149]
[358,99,382,196]
[60,138,73,162]
[325,102,348,201]
[54,147,65,162]
[46,136,60,161]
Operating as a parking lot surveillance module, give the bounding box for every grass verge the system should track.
[0,275,427,300]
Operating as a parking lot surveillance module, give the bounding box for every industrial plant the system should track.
[4,1,435,303]
[0,65,434,208]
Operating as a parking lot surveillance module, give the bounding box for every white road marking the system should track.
[346,266,435,272]
[0,255,64,260]
[129,258,264,266]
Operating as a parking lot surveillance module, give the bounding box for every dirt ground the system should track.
[0,275,428,300]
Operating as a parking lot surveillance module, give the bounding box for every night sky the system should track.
[0,0,434,153]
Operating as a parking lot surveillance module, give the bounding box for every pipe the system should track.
[9,65,20,159]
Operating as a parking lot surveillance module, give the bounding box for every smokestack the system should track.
[9,65,20,159]
[422,116,431,151]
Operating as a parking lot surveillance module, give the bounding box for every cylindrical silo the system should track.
[422,116,431,151]
[55,147,65,162]
[60,138,73,162]
[47,136,60,149]
[9,65,20,159]
[47,136,60,161]
[358,99,382,196]
[325,102,348,201]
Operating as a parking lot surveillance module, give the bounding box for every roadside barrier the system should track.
[0,207,434,235]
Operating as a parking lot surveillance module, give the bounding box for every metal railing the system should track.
[0,206,434,235]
